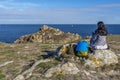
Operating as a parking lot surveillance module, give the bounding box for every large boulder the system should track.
[85,50,118,68]
[44,62,80,77]
[14,25,81,44]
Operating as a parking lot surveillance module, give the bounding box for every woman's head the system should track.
[97,21,105,29]
[95,21,108,36]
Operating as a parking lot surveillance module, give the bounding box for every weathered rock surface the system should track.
[14,25,81,43]
[85,49,118,68]
[56,43,118,68]
[56,43,76,59]
[14,59,51,80]
[44,62,80,77]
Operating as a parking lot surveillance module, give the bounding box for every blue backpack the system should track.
[76,41,88,52]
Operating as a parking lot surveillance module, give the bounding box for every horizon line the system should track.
[0,23,120,25]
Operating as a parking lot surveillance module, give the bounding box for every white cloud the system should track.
[0,0,42,10]
[0,2,120,24]
[98,3,120,8]
[0,4,6,8]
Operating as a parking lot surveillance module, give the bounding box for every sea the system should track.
[0,24,120,43]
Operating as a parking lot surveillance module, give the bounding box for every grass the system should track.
[36,60,60,74]
[0,43,5,46]
[0,73,5,79]
[0,70,5,79]
[54,74,64,80]
[0,50,15,55]
[0,35,120,80]
[107,35,120,42]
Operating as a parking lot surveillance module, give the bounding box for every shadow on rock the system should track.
[41,50,57,59]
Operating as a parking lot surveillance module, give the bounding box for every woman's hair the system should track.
[95,21,108,36]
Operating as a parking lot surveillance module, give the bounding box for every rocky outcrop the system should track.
[85,49,118,68]
[44,62,80,78]
[14,59,51,80]
[56,44,118,68]
[14,25,81,44]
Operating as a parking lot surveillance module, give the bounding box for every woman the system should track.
[90,21,108,50]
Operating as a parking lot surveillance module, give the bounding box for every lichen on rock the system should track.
[44,62,80,78]
[14,25,81,44]
[56,43,118,68]
[85,49,118,68]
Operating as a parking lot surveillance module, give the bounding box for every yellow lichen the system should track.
[59,71,64,75]
[92,58,102,67]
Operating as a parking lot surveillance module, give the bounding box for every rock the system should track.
[0,61,13,68]
[44,62,80,77]
[117,54,120,57]
[56,43,77,60]
[85,50,118,68]
[83,70,90,76]
[14,75,25,80]
[14,25,81,44]
[14,59,51,80]
[90,71,96,74]
[107,70,119,76]
[56,43,118,68]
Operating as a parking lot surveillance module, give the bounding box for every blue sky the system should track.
[0,0,120,24]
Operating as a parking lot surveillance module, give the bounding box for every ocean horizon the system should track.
[0,24,120,43]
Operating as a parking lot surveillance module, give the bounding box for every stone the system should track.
[13,75,25,80]
[107,70,119,76]
[14,25,81,44]
[85,50,118,68]
[44,62,80,77]
[83,70,90,76]
[56,43,76,59]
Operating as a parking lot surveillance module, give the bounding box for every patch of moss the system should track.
[0,71,5,79]
[37,63,46,69]
[37,61,57,69]
[37,61,59,73]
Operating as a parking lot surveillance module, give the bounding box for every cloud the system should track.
[0,0,41,10]
[0,4,6,8]
[98,3,120,7]
[0,2,120,24]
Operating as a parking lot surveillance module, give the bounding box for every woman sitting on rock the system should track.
[90,21,108,50]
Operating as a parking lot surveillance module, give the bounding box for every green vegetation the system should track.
[0,71,5,79]
[55,74,64,80]
[107,35,120,42]
[0,73,5,79]
[0,35,119,80]
[37,61,60,73]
